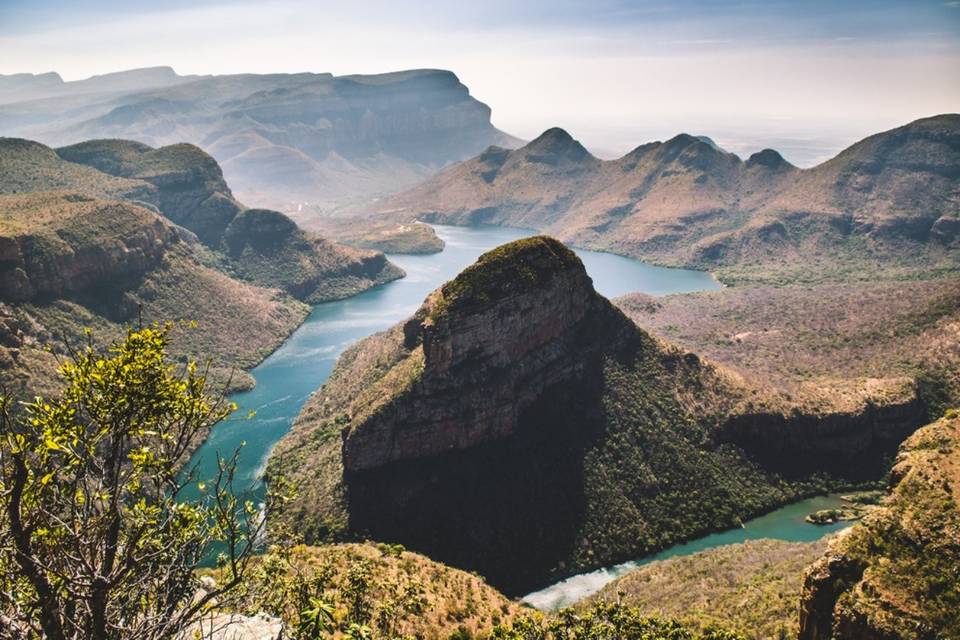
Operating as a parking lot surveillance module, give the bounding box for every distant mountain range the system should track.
[0,67,521,211]
[372,114,960,285]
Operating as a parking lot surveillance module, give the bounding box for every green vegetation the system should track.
[0,138,150,202]
[0,325,291,640]
[619,277,960,415]
[336,221,445,255]
[800,412,960,638]
[0,137,405,398]
[57,139,222,181]
[805,509,855,524]
[434,236,581,317]
[225,542,521,639]
[588,538,829,640]
[491,602,744,640]
[223,209,405,303]
[0,239,309,398]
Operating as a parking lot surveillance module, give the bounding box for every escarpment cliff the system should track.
[0,67,521,211]
[798,412,960,639]
[270,236,882,595]
[1,137,403,303]
[0,193,177,302]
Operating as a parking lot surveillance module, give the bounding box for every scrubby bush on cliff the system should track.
[223,542,520,639]
[489,602,744,640]
[0,324,290,640]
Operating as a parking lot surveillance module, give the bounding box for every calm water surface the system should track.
[521,494,854,609]
[182,224,720,503]
[182,225,840,589]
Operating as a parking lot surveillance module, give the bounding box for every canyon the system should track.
[0,135,401,396]
[268,235,930,595]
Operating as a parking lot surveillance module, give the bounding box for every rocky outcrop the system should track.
[58,140,242,246]
[1,137,403,303]
[0,193,177,302]
[798,412,960,639]
[271,236,900,596]
[342,236,625,471]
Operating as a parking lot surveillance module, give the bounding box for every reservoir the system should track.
[184,224,721,503]
[181,224,843,594]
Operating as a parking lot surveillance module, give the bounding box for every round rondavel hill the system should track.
[268,236,925,595]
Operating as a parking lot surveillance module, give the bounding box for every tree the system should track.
[0,324,290,640]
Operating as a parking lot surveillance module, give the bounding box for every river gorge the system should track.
[184,223,851,604]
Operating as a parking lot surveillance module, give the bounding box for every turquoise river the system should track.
[183,223,851,606]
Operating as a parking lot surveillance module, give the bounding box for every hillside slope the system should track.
[0,68,521,211]
[799,412,960,639]
[589,538,831,640]
[268,236,922,595]
[0,136,402,396]
[2,137,403,302]
[376,115,959,284]
[0,192,308,396]
[223,542,522,639]
[618,277,960,419]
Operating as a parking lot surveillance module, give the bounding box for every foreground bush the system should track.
[0,324,288,640]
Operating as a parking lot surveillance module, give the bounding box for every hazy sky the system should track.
[1,0,958,164]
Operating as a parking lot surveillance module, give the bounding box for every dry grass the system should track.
[806,412,960,637]
[588,538,830,640]
[225,543,522,639]
[617,277,960,415]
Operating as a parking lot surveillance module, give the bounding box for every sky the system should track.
[1,0,958,165]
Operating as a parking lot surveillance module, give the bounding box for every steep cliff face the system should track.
[341,236,624,471]
[798,412,960,639]
[0,68,521,211]
[270,236,878,595]
[1,137,403,302]
[0,193,177,302]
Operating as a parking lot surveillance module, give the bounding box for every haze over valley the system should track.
[0,1,957,639]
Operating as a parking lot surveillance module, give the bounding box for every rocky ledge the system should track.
[0,193,177,301]
[342,236,620,471]
[798,411,960,639]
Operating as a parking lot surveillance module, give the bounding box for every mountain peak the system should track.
[533,127,574,144]
[436,236,583,315]
[695,135,724,152]
[522,128,592,164]
[665,132,697,146]
[747,148,792,170]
